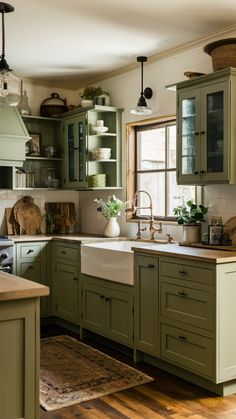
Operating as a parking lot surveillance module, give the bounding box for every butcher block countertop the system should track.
[9,234,236,263]
[11,233,105,243]
[0,271,49,301]
[132,243,236,264]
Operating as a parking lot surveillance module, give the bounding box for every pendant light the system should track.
[130,56,153,115]
[0,2,20,106]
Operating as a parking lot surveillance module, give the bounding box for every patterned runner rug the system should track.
[40,335,153,412]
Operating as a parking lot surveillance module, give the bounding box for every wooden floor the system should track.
[40,325,236,419]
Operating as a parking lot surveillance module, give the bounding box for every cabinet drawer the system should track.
[18,243,43,260]
[161,323,213,378]
[160,260,214,286]
[160,282,214,330]
[55,244,79,262]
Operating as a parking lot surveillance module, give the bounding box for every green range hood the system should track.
[0,105,31,167]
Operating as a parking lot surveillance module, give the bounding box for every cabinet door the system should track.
[200,81,229,183]
[134,255,159,356]
[177,80,229,185]
[106,288,134,346]
[177,89,201,184]
[82,280,106,334]
[63,114,88,188]
[55,263,79,324]
[16,242,49,317]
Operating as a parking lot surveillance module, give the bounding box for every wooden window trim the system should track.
[126,114,176,223]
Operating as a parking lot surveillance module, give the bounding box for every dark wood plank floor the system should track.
[40,325,236,418]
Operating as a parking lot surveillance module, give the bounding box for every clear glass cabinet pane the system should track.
[68,123,75,182]
[137,128,165,170]
[206,91,224,173]
[181,98,196,175]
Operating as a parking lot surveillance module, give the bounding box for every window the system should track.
[127,116,195,220]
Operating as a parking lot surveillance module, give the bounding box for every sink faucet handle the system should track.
[136,219,147,240]
[166,233,173,243]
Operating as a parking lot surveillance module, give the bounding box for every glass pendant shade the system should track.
[0,2,20,106]
[0,70,20,106]
[130,56,153,115]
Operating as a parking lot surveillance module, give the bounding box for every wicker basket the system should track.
[204,38,236,71]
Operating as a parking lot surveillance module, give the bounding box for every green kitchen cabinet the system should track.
[15,241,49,317]
[54,262,79,324]
[82,274,134,347]
[134,254,159,356]
[0,297,41,419]
[62,112,87,188]
[61,105,123,190]
[22,115,63,189]
[176,68,236,185]
[52,241,80,325]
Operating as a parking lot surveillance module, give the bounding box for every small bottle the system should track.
[18,90,31,115]
[209,218,223,245]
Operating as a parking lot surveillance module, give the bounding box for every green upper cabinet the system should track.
[62,105,123,190]
[177,68,236,185]
[21,115,63,189]
[62,113,87,188]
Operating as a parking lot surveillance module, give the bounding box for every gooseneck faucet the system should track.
[126,190,162,240]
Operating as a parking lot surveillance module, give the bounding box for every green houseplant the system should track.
[173,200,208,225]
[173,200,208,243]
[94,195,125,238]
[81,86,104,101]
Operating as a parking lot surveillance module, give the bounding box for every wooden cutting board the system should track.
[11,196,42,235]
[5,208,15,235]
[45,202,76,234]
[224,216,236,245]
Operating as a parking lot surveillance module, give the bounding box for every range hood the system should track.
[0,105,31,167]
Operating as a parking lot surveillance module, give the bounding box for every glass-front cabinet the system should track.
[62,105,123,190]
[62,113,87,188]
[177,68,236,185]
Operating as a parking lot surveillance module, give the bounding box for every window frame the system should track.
[126,114,196,223]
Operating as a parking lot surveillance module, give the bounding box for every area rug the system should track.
[40,335,153,412]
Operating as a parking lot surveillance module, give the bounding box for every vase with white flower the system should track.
[94,195,125,237]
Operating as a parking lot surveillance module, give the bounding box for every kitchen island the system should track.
[0,271,49,419]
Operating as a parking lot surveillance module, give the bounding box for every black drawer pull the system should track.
[194,170,198,175]
[105,297,111,302]
[194,131,199,136]
[27,249,34,254]
[179,270,188,275]
[148,264,155,269]
[178,290,187,297]
[100,295,105,300]
[73,277,78,281]
[178,335,187,341]
[61,250,67,254]
[27,265,34,270]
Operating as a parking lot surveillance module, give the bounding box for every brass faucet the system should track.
[126,190,162,241]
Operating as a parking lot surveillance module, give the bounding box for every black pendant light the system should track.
[0,2,20,106]
[130,56,153,115]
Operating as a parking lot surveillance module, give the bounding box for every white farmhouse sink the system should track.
[81,240,159,285]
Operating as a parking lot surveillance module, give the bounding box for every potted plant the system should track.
[80,86,105,107]
[173,200,208,243]
[94,195,125,237]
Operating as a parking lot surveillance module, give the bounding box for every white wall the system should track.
[1,32,236,239]
[79,36,236,241]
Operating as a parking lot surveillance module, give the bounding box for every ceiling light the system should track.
[130,56,153,115]
[0,2,20,106]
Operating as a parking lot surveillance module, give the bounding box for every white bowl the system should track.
[93,126,108,133]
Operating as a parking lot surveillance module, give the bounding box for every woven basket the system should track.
[203,38,236,71]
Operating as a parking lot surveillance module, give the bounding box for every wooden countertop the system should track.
[10,233,104,243]
[8,234,236,263]
[0,271,49,301]
[132,243,236,263]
